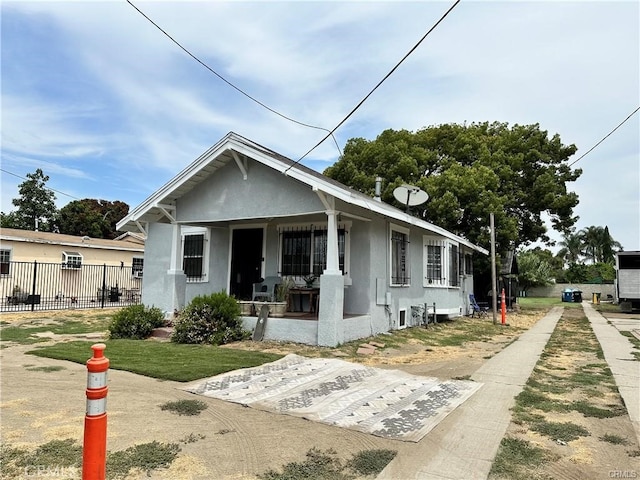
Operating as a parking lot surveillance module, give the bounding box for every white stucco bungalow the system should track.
[117,133,488,346]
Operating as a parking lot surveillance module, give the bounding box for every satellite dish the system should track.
[393,184,429,212]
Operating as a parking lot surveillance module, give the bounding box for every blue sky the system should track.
[2,1,638,250]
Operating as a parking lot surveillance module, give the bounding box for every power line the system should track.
[285,0,461,172]
[0,168,80,201]
[568,106,640,167]
[126,0,342,156]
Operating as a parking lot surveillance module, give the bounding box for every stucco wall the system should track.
[142,223,173,312]
[242,316,318,345]
[177,160,325,222]
[1,238,142,265]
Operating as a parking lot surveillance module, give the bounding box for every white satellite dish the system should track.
[393,184,429,212]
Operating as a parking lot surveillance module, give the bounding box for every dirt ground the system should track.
[0,307,635,479]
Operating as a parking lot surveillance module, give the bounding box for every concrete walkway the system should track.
[583,302,640,445]
[377,307,563,480]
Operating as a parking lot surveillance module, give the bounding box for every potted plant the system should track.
[271,276,295,317]
[303,274,317,288]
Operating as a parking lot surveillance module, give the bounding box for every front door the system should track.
[230,228,264,300]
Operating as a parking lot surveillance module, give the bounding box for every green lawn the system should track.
[27,340,283,382]
[518,297,583,309]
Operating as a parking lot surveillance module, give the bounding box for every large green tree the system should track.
[0,169,57,231]
[56,199,129,239]
[324,123,581,253]
[517,249,554,293]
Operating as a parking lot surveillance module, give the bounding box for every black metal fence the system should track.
[1,261,143,313]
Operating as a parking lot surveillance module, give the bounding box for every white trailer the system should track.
[615,251,640,312]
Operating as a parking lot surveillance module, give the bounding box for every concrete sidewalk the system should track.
[377,307,563,480]
[583,302,640,445]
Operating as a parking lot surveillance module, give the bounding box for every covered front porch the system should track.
[240,311,373,346]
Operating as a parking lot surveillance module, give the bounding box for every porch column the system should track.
[318,209,344,347]
[166,223,186,316]
[324,209,341,275]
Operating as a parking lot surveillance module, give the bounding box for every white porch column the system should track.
[166,223,186,316]
[318,207,344,347]
[324,210,341,275]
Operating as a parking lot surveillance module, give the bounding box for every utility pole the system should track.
[490,213,497,325]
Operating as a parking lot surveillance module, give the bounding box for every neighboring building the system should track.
[117,132,488,346]
[0,228,144,308]
[615,250,640,311]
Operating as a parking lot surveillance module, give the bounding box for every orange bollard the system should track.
[82,343,109,480]
[501,288,507,325]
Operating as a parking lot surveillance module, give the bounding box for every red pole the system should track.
[83,343,109,480]
[501,288,507,325]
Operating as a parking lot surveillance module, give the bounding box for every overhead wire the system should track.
[285,0,461,172]
[568,106,640,167]
[125,0,342,156]
[0,168,80,201]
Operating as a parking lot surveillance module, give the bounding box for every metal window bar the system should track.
[183,234,204,281]
[281,229,311,276]
[425,243,442,284]
[312,229,346,276]
[449,244,459,287]
[391,230,409,285]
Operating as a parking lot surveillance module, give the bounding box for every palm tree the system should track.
[558,232,582,266]
[578,225,622,264]
[579,226,603,263]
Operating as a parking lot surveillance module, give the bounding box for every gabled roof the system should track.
[0,228,144,252]
[117,132,488,254]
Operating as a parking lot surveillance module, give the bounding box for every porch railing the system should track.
[0,261,143,313]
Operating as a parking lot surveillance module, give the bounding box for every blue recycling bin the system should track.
[562,288,582,303]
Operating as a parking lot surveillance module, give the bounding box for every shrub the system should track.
[109,305,165,340]
[171,292,247,345]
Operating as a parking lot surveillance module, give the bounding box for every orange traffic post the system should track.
[501,288,507,325]
[82,343,109,480]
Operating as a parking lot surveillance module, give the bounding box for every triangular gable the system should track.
[117,132,487,254]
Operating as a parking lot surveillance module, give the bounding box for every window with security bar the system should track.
[280,227,347,277]
[391,228,410,285]
[465,253,473,275]
[449,244,459,286]
[426,244,442,284]
[183,234,204,281]
[312,229,345,276]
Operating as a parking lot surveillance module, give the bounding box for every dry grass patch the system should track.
[491,307,640,479]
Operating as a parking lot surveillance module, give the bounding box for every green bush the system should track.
[171,292,247,345]
[109,305,165,340]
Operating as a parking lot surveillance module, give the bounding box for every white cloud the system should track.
[1,1,638,248]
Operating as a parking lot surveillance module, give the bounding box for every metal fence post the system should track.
[30,261,38,312]
[100,264,107,309]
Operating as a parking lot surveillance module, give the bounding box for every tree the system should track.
[56,199,130,239]
[557,231,583,266]
[2,169,57,231]
[579,225,622,264]
[324,123,581,254]
[517,249,554,293]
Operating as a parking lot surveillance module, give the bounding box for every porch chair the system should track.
[252,276,282,302]
[469,294,489,318]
